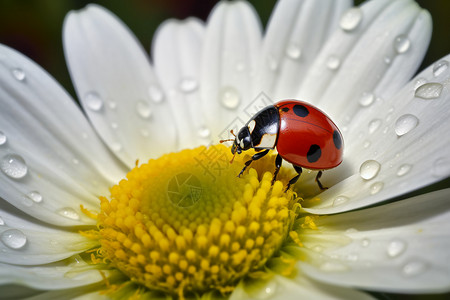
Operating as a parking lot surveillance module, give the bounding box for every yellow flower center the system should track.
[94,145,300,298]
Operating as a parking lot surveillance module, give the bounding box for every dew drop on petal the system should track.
[402,259,428,277]
[359,160,381,180]
[0,131,6,145]
[345,228,358,234]
[340,7,363,31]
[111,142,123,152]
[384,56,392,65]
[179,78,198,93]
[108,101,117,110]
[359,92,375,107]
[84,92,104,111]
[267,54,278,71]
[0,154,28,179]
[1,229,27,249]
[11,68,26,81]
[369,181,384,195]
[363,140,371,149]
[148,85,164,103]
[27,191,43,203]
[387,239,407,258]
[433,60,449,77]
[0,216,4,226]
[397,164,412,177]
[254,280,277,299]
[394,34,411,54]
[57,207,80,220]
[414,82,443,99]
[326,55,341,70]
[361,238,370,247]
[395,114,419,136]
[197,126,211,139]
[368,119,381,134]
[220,86,241,109]
[333,196,349,207]
[312,245,324,253]
[136,100,152,119]
[432,157,450,178]
[286,43,302,60]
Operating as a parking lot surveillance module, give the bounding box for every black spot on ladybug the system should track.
[333,131,342,149]
[307,144,321,163]
[281,107,289,112]
[293,105,309,117]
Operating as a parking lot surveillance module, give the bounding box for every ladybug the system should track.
[221,100,343,191]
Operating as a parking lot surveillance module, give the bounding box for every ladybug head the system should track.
[231,127,252,155]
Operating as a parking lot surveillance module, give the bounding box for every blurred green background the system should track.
[0,0,448,101]
[0,1,449,299]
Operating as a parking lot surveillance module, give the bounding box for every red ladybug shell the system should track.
[275,100,343,170]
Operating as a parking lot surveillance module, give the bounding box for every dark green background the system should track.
[0,1,449,299]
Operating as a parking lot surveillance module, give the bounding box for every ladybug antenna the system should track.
[230,152,237,164]
[219,130,237,144]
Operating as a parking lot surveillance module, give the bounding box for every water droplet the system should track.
[0,131,6,145]
[148,85,164,103]
[110,142,122,152]
[0,154,28,179]
[286,43,302,59]
[1,229,27,249]
[26,191,43,203]
[360,160,381,180]
[361,238,370,247]
[312,245,324,252]
[108,101,117,110]
[220,86,241,109]
[197,126,211,139]
[384,56,392,65]
[340,7,363,31]
[346,228,358,234]
[359,92,375,107]
[363,140,371,148]
[394,34,410,54]
[433,60,449,77]
[369,181,384,195]
[395,114,419,136]
[253,280,277,299]
[136,100,152,119]
[415,82,443,99]
[11,68,26,81]
[57,207,80,220]
[333,196,349,206]
[320,261,349,272]
[84,92,103,111]
[387,239,407,258]
[397,164,412,177]
[432,157,450,178]
[368,119,381,134]
[72,158,79,165]
[179,78,198,93]
[326,55,341,70]
[0,216,4,226]
[110,122,118,130]
[402,259,428,277]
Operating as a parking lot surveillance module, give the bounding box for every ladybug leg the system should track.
[271,154,283,185]
[315,170,328,190]
[238,149,270,178]
[285,165,302,192]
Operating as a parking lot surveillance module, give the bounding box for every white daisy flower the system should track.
[1,0,449,299]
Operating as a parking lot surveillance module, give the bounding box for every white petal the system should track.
[299,0,431,126]
[303,54,450,214]
[231,274,374,300]
[63,4,177,167]
[152,18,211,148]
[299,189,450,293]
[0,202,96,265]
[200,1,263,141]
[0,259,106,290]
[0,44,126,226]
[25,287,107,300]
[255,0,352,100]
[0,285,40,299]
